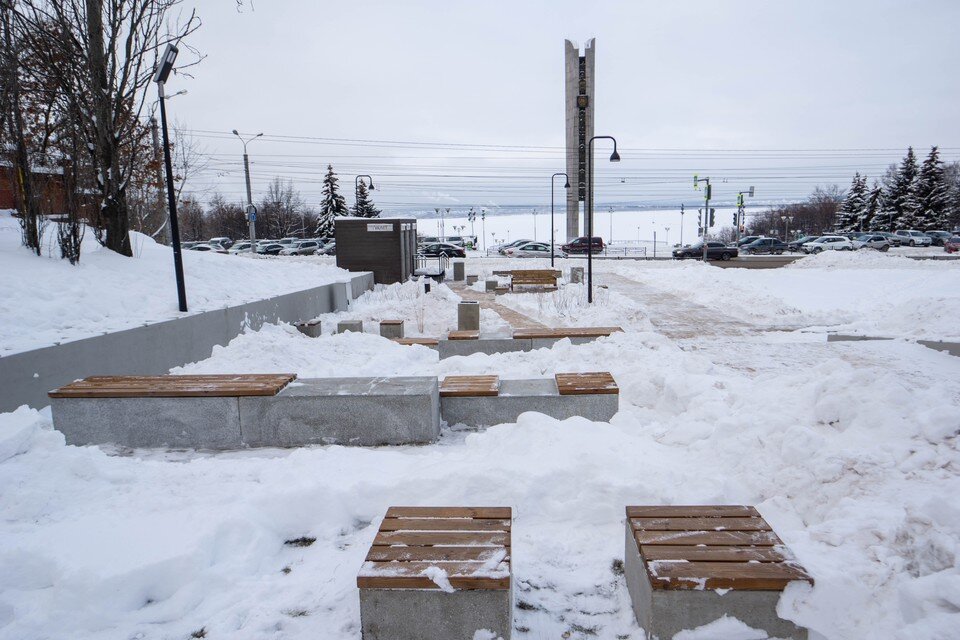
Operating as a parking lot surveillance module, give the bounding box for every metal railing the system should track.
[416,254,450,275]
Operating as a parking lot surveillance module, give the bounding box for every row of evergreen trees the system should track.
[835,147,958,232]
[313,164,381,237]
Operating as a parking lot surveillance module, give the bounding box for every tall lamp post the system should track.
[735,186,755,244]
[550,172,570,267]
[586,135,620,303]
[232,129,263,252]
[481,208,487,252]
[532,209,537,241]
[153,44,187,312]
[355,174,375,215]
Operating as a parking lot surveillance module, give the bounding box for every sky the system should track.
[169,0,960,217]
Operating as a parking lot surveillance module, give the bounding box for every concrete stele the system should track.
[457,301,481,332]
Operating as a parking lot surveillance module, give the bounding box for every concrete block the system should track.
[466,275,478,285]
[453,261,465,281]
[296,320,322,338]
[49,396,242,449]
[485,279,498,291]
[379,321,404,339]
[570,266,584,283]
[239,377,440,446]
[438,338,532,359]
[458,301,480,331]
[360,587,512,640]
[623,526,807,640]
[338,320,364,334]
[440,378,618,427]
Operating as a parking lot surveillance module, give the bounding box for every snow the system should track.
[673,615,770,639]
[1,248,960,639]
[0,211,352,355]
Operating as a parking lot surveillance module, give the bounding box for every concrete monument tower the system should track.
[564,38,595,240]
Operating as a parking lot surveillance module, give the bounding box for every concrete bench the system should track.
[624,505,813,639]
[391,337,439,348]
[379,319,404,339]
[358,506,513,640]
[439,372,618,427]
[493,269,560,291]
[49,374,440,449]
[436,326,623,359]
[447,330,480,340]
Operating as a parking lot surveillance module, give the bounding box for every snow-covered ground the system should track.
[1,251,959,639]
[0,211,351,355]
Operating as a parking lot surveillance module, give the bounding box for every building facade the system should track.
[564,38,595,241]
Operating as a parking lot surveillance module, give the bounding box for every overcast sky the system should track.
[171,0,960,212]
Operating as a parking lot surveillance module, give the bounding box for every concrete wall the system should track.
[0,272,374,412]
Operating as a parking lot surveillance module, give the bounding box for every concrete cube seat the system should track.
[358,506,513,640]
[379,319,405,339]
[439,372,618,427]
[624,505,813,640]
[295,319,322,338]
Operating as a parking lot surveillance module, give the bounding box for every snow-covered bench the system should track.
[439,372,619,427]
[493,268,561,291]
[624,505,813,639]
[358,506,513,640]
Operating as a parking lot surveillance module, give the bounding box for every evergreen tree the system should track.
[914,146,949,230]
[881,147,920,229]
[314,164,348,238]
[835,173,866,232]
[352,179,382,218]
[863,182,883,231]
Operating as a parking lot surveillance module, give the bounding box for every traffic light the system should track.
[709,208,716,227]
[698,209,703,227]
[705,184,712,200]
[733,213,738,225]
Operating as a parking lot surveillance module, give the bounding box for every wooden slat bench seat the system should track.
[391,337,439,347]
[625,505,813,639]
[447,329,480,340]
[507,269,561,291]
[555,372,619,395]
[48,374,297,398]
[440,375,500,397]
[358,506,513,639]
[512,326,623,340]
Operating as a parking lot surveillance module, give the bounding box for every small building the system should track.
[335,217,417,284]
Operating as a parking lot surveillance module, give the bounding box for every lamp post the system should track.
[550,172,570,267]
[354,174,375,216]
[679,203,685,247]
[153,44,187,312]
[664,226,671,249]
[481,208,487,252]
[587,135,620,303]
[532,208,537,242]
[694,175,712,261]
[232,129,263,253]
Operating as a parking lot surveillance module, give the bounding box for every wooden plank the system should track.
[634,529,782,546]
[48,374,296,398]
[646,560,813,591]
[626,505,761,519]
[392,337,439,346]
[366,546,510,562]
[379,518,511,532]
[512,327,622,339]
[386,506,512,519]
[373,531,510,547]
[555,372,619,395]
[632,517,771,532]
[380,319,404,325]
[447,330,480,340]
[358,562,511,590]
[641,545,788,563]
[439,375,500,397]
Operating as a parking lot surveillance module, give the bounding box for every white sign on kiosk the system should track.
[367,223,393,232]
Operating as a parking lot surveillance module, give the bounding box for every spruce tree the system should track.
[352,179,382,218]
[835,173,866,232]
[315,164,348,238]
[882,147,920,230]
[914,146,949,230]
[863,183,883,231]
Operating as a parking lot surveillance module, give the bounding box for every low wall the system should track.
[0,272,374,412]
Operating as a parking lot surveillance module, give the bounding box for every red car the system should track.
[944,236,960,254]
[561,236,605,256]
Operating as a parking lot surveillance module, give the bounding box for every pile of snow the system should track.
[0,211,351,355]
[496,282,653,330]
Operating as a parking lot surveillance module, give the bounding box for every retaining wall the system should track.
[0,272,374,412]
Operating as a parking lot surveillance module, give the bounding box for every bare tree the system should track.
[259,177,305,239]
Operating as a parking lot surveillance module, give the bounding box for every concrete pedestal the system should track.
[453,261,465,281]
[360,587,512,640]
[570,267,584,283]
[338,320,364,333]
[466,275,478,285]
[485,279,498,291]
[440,378,618,427]
[457,301,480,331]
[295,320,322,338]
[379,321,404,339]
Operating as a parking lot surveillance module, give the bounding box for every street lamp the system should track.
[550,172,570,267]
[355,174,375,216]
[153,43,187,312]
[587,135,620,303]
[664,226,671,249]
[532,208,538,242]
[232,129,263,253]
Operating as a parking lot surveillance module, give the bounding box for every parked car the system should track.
[445,236,467,248]
[801,235,854,253]
[944,236,960,254]
[277,237,301,246]
[924,230,952,246]
[189,243,227,254]
[742,238,787,255]
[317,242,336,256]
[733,235,763,248]
[419,242,466,258]
[893,230,933,247]
[209,236,233,249]
[228,241,253,254]
[875,232,903,247]
[852,234,891,251]
[561,236,605,256]
[672,241,737,260]
[256,243,285,256]
[180,241,199,250]
[280,240,321,256]
[495,239,533,255]
[418,236,440,245]
[504,241,552,258]
[787,235,821,252]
